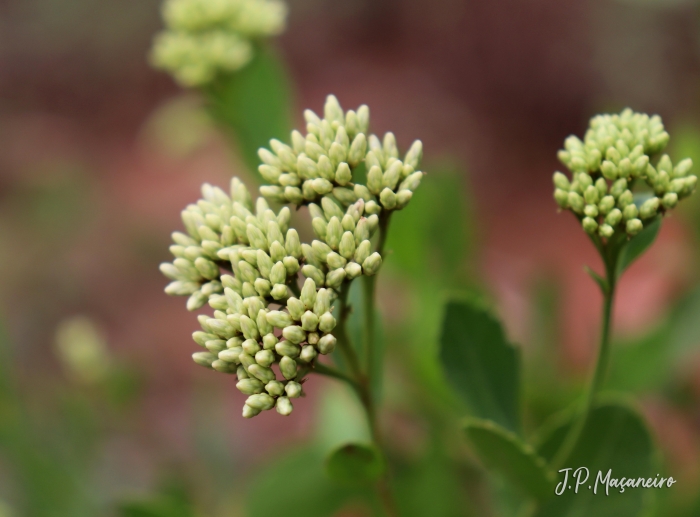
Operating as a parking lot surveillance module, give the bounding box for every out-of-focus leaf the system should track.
[326,443,385,484]
[393,446,471,517]
[464,418,554,501]
[616,217,661,277]
[534,402,655,517]
[119,499,193,517]
[205,45,292,174]
[439,299,521,434]
[247,446,371,517]
[385,168,473,281]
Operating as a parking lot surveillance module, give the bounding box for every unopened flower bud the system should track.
[396,189,413,209]
[617,190,634,208]
[335,162,353,185]
[554,189,569,208]
[300,278,317,309]
[639,197,660,219]
[240,315,259,340]
[567,192,584,213]
[301,311,319,331]
[322,196,344,220]
[599,224,614,238]
[237,378,264,395]
[312,240,333,263]
[318,312,336,333]
[255,349,275,368]
[280,355,297,379]
[662,192,678,209]
[287,297,305,320]
[327,252,347,270]
[246,393,275,411]
[584,185,599,204]
[276,396,293,416]
[379,188,398,209]
[626,218,643,235]
[299,345,317,363]
[345,261,362,279]
[582,217,598,234]
[302,264,325,286]
[283,325,306,344]
[623,204,638,220]
[248,364,276,383]
[367,166,383,195]
[285,381,302,398]
[598,195,615,215]
[325,268,347,288]
[362,252,382,275]
[192,351,216,368]
[354,240,372,264]
[326,217,342,249]
[276,341,301,358]
[242,339,261,355]
[605,208,622,226]
[584,205,598,218]
[262,333,278,350]
[318,334,337,354]
[266,380,285,397]
[236,365,249,380]
[242,405,261,418]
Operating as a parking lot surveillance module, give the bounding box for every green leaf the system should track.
[584,266,608,293]
[439,299,522,434]
[204,46,293,174]
[326,443,385,484]
[463,418,555,501]
[247,446,371,517]
[534,401,655,517]
[616,217,661,277]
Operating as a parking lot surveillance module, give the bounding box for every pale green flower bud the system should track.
[338,232,356,260]
[567,192,584,213]
[283,325,306,344]
[311,178,333,195]
[404,140,423,168]
[327,252,348,270]
[354,184,372,201]
[297,154,318,179]
[673,158,693,178]
[246,393,275,411]
[383,161,403,190]
[300,265,323,287]
[193,351,216,368]
[255,349,275,368]
[283,256,300,276]
[301,278,317,309]
[325,268,346,288]
[326,217,342,249]
[240,315,259,340]
[362,252,382,275]
[380,188,398,209]
[318,312,336,333]
[345,261,362,279]
[582,217,598,234]
[299,345,317,363]
[284,186,304,204]
[333,187,357,206]
[584,185,599,205]
[193,257,218,280]
[242,404,261,419]
[266,380,285,397]
[227,336,244,348]
[285,229,301,258]
[662,192,678,209]
[598,224,614,238]
[355,240,372,264]
[254,278,271,297]
[315,155,333,180]
[208,318,235,338]
[354,219,370,244]
[348,134,367,167]
[399,171,424,192]
[396,190,413,209]
[193,331,217,347]
[248,364,276,383]
[301,311,319,331]
[312,217,327,239]
[367,166,384,195]
[366,149,381,169]
[600,160,617,181]
[276,396,293,416]
[617,190,634,208]
[285,381,302,398]
[212,359,236,373]
[241,282,257,298]
[257,310,273,336]
[237,365,249,380]
[584,205,598,218]
[626,218,643,235]
[335,162,353,186]
[266,310,293,328]
[259,164,282,183]
[242,338,261,355]
[341,214,356,231]
[610,178,628,198]
[318,334,336,355]
[313,289,332,316]
[166,281,200,296]
[312,240,332,263]
[276,341,301,358]
[280,356,297,379]
[598,195,615,215]
[219,348,241,363]
[269,262,286,285]
[365,200,381,215]
[287,297,304,320]
[639,197,659,219]
[205,339,226,353]
[237,378,264,395]
[322,196,344,220]
[308,332,319,345]
[553,172,570,190]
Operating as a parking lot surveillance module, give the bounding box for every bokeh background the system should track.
[2,0,700,515]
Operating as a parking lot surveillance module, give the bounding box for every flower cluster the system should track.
[150,0,287,87]
[553,109,696,238]
[160,95,425,418]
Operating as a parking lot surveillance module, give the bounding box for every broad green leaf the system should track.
[534,402,655,517]
[204,45,293,174]
[616,217,661,277]
[439,299,521,434]
[464,418,554,501]
[326,443,385,484]
[247,446,371,517]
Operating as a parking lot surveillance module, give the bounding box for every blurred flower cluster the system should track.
[150,0,287,86]
[553,109,697,238]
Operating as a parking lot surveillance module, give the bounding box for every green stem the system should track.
[552,250,617,470]
[313,362,361,392]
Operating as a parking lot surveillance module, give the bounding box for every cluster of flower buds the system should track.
[258,95,424,214]
[553,108,696,238]
[150,0,287,87]
[161,94,426,418]
[304,198,383,289]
